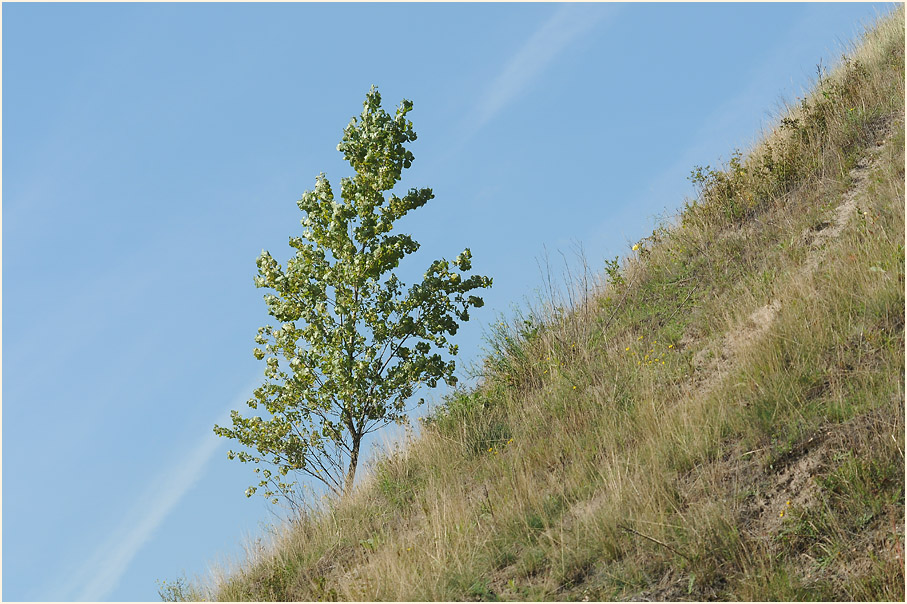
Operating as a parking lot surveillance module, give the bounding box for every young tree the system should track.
[214,87,492,503]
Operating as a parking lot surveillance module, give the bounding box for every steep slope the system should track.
[173,7,904,601]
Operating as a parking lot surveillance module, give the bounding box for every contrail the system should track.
[423,2,615,176]
[67,377,258,601]
[468,3,615,136]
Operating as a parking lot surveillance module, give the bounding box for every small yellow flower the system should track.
[573,386,577,390]
[786,500,791,506]
[779,510,785,518]
[632,244,640,251]
[625,347,630,351]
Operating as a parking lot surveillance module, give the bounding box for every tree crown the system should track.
[214,87,492,504]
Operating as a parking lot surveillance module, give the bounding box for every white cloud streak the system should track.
[63,380,258,601]
[418,3,615,180]
[468,3,615,136]
[75,434,223,601]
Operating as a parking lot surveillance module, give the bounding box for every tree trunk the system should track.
[345,435,360,496]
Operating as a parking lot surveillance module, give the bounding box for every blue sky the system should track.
[2,2,894,600]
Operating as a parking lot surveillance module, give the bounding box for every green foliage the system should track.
[481,311,544,391]
[214,87,491,501]
[688,149,754,223]
[156,577,193,602]
[603,255,624,287]
[424,388,511,457]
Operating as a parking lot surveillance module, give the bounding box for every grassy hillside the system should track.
[170,7,904,601]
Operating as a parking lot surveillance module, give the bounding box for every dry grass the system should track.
[170,6,905,601]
